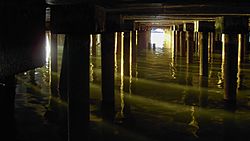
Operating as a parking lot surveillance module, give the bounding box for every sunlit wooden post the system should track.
[173,24,185,84]
[239,34,248,63]
[91,34,97,56]
[171,25,177,62]
[208,32,214,63]
[185,23,195,64]
[123,20,136,119]
[117,32,122,58]
[175,26,181,57]
[184,23,195,86]
[196,21,214,77]
[237,33,248,89]
[137,24,151,53]
[216,16,249,107]
[198,31,209,106]
[179,24,187,57]
[195,21,215,107]
[138,30,147,50]
[179,26,183,57]
[101,13,125,122]
[124,31,131,78]
[132,30,137,77]
[123,20,136,78]
[194,31,199,56]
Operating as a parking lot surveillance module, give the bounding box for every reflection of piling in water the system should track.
[223,111,237,140]
[199,76,208,107]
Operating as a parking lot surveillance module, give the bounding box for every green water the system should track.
[14,32,250,141]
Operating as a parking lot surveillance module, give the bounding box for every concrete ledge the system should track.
[50,4,105,34]
[215,16,249,34]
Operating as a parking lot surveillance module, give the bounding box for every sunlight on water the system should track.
[151,28,171,49]
[151,28,165,48]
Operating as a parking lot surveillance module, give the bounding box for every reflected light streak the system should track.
[45,32,51,63]
[188,106,199,138]
[218,34,225,88]
[135,30,139,80]
[121,32,124,77]
[91,81,239,125]
[194,21,199,32]
[171,31,176,79]
[208,33,211,62]
[115,32,118,73]
[90,34,93,56]
[129,31,133,93]
[237,34,242,89]
[136,30,138,46]
[45,32,51,84]
[208,33,214,80]
[164,30,171,48]
[90,34,93,82]
[120,32,125,118]
[15,75,67,107]
[90,62,94,82]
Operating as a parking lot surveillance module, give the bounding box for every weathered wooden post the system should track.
[51,3,105,141]
[216,16,249,107]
